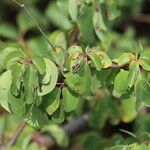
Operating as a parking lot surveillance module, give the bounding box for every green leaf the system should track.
[93,5,107,41]
[140,59,150,71]
[45,2,72,30]
[23,64,37,104]
[81,0,93,4]
[66,46,83,71]
[95,50,112,68]
[66,62,91,95]
[79,62,92,95]
[89,99,109,129]
[51,46,66,69]
[62,87,79,112]
[31,55,46,75]
[68,0,78,21]
[78,5,97,46]
[43,88,61,115]
[97,69,112,84]
[128,60,139,88]
[8,92,25,118]
[67,45,83,56]
[126,143,146,150]
[42,124,69,147]
[11,63,22,96]
[89,51,102,71]
[113,69,129,97]
[74,132,102,150]
[27,37,50,56]
[135,79,150,107]
[17,7,47,32]
[38,58,58,96]
[52,104,65,123]
[50,30,67,49]
[25,106,49,128]
[27,143,42,150]
[91,70,102,94]
[140,51,150,71]
[0,47,18,68]
[0,22,18,39]
[105,145,127,150]
[113,53,135,66]
[1,43,26,52]
[120,97,137,123]
[0,70,12,112]
[3,50,25,69]
[66,74,86,94]
[107,0,121,20]
[57,0,69,16]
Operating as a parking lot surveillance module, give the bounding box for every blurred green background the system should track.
[0,0,150,149]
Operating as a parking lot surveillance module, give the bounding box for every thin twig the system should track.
[11,0,56,51]
[6,121,27,148]
[6,100,35,148]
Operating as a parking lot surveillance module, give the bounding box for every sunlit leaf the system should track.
[0,70,12,112]
[113,69,129,97]
[113,53,135,66]
[50,30,67,49]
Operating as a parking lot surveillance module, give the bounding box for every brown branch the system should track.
[133,14,150,24]
[32,113,89,148]
[6,121,27,148]
[64,113,89,135]
[69,27,80,46]
[110,63,121,69]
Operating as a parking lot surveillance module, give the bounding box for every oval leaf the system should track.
[62,87,79,112]
[3,50,25,69]
[113,69,129,97]
[31,55,46,74]
[11,63,22,96]
[23,64,37,104]
[89,51,102,71]
[38,58,58,96]
[0,70,12,112]
[43,88,61,115]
